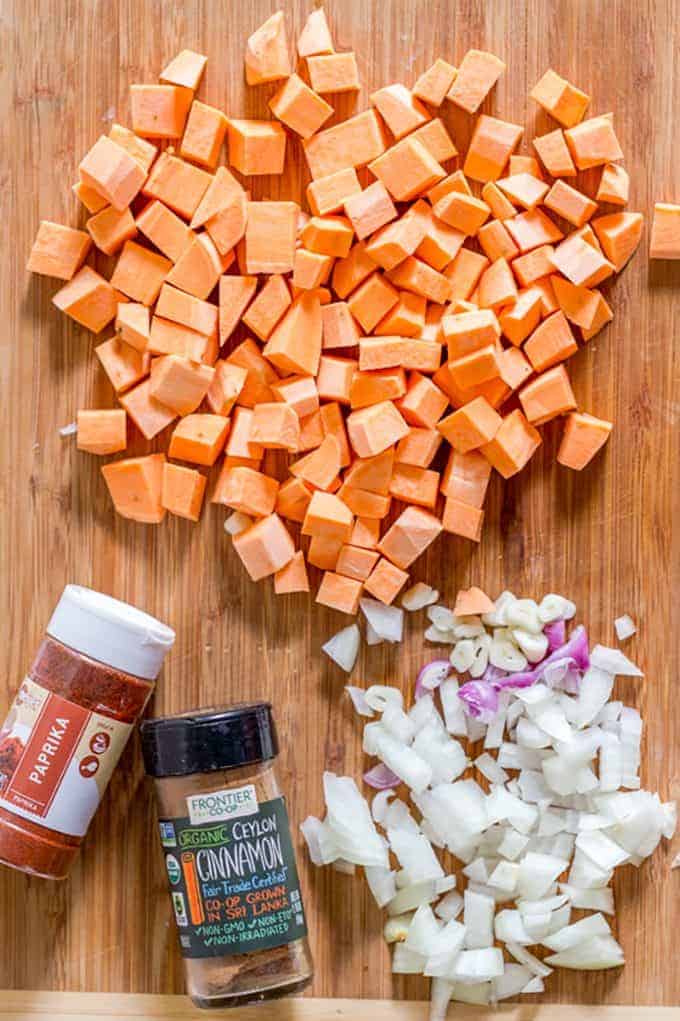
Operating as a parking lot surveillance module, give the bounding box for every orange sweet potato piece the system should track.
[349,368,407,409]
[180,100,228,169]
[477,257,518,310]
[86,205,137,256]
[505,209,564,252]
[337,485,391,519]
[389,463,439,509]
[249,402,300,451]
[564,114,623,170]
[499,287,543,346]
[166,233,223,301]
[447,50,505,114]
[290,433,341,490]
[228,119,287,176]
[350,517,380,550]
[119,379,176,440]
[498,346,532,392]
[332,240,378,299]
[53,266,118,333]
[531,69,589,127]
[557,411,612,469]
[73,180,109,214]
[440,448,492,507]
[307,535,343,571]
[155,283,218,340]
[142,152,212,221]
[307,167,362,217]
[370,83,431,140]
[320,402,351,466]
[448,344,501,388]
[149,355,215,416]
[297,7,334,57]
[135,200,193,263]
[438,396,502,453]
[263,291,322,376]
[442,497,483,541]
[477,219,519,263]
[519,364,576,425]
[597,164,630,206]
[346,400,409,458]
[225,339,277,407]
[497,172,548,209]
[242,275,290,341]
[317,355,357,404]
[316,571,363,614]
[454,586,495,616]
[270,73,333,139]
[217,466,279,517]
[224,407,264,463]
[336,544,380,582]
[168,413,230,465]
[274,550,310,594]
[544,179,597,227]
[363,557,409,605]
[232,513,295,581]
[649,202,680,259]
[245,11,291,84]
[321,301,362,349]
[303,110,386,179]
[244,200,297,273]
[347,272,400,332]
[307,52,360,93]
[377,505,442,569]
[551,276,601,330]
[108,123,157,173]
[292,249,334,290]
[130,84,192,139]
[413,58,458,107]
[76,409,127,455]
[344,448,394,494]
[524,310,578,373]
[271,374,319,419]
[591,212,644,272]
[191,165,245,228]
[301,215,354,258]
[511,245,556,288]
[366,201,433,270]
[463,115,522,183]
[160,49,207,91]
[148,317,209,361]
[442,309,500,360]
[344,181,397,241]
[302,490,354,542]
[396,427,442,467]
[387,257,451,304]
[276,477,313,523]
[434,191,490,235]
[161,462,207,521]
[111,240,171,305]
[375,292,427,337]
[368,136,445,203]
[581,291,614,341]
[27,221,91,280]
[444,248,489,300]
[533,128,577,177]
[78,135,146,211]
[550,233,614,287]
[101,453,166,523]
[481,408,541,478]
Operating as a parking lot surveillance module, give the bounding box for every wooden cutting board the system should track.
[2,0,680,1011]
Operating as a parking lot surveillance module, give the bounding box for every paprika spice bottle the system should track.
[141,703,314,1009]
[0,585,174,879]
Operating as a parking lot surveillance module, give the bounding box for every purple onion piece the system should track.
[480,664,509,686]
[544,619,566,651]
[363,763,400,790]
[457,680,499,723]
[496,625,590,692]
[415,659,452,699]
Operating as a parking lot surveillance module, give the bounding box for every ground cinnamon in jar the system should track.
[0,585,174,879]
[141,704,314,1009]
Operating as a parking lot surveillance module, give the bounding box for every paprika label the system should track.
[158,790,308,959]
[0,678,131,836]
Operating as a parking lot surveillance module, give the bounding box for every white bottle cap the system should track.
[46,585,176,681]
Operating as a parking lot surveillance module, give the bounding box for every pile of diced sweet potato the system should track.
[27,7,649,613]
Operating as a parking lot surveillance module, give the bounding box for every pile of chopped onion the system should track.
[304,592,676,1016]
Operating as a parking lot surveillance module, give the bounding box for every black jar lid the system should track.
[140,702,278,778]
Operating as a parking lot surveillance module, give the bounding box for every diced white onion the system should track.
[614,614,636,640]
[401,582,439,611]
[360,598,404,643]
[224,510,253,535]
[322,624,360,672]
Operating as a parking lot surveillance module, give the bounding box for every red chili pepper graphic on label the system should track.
[181,852,205,925]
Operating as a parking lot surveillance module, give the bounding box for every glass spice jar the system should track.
[0,585,175,880]
[140,703,314,1009]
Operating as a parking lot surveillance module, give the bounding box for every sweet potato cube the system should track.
[338,485,391,519]
[323,404,352,466]
[86,205,137,256]
[649,202,680,259]
[274,550,310,594]
[447,49,505,114]
[344,183,396,242]
[78,135,146,211]
[364,557,409,604]
[415,208,465,272]
[316,571,363,614]
[557,411,612,470]
[149,355,214,415]
[477,219,518,263]
[241,275,290,341]
[302,490,354,542]
[350,368,406,409]
[581,291,614,341]
[292,249,333,290]
[498,346,532,391]
[564,115,623,170]
[592,212,644,272]
[168,413,229,465]
[297,7,334,57]
[249,402,300,451]
[269,73,333,139]
[191,165,245,229]
[27,221,91,280]
[301,215,354,258]
[347,273,399,333]
[440,448,492,507]
[336,545,380,582]
[368,136,445,202]
[228,119,286,176]
[332,241,379,299]
[245,11,291,84]
[497,172,549,210]
[115,303,150,353]
[148,317,209,361]
[225,338,277,407]
[463,115,522,183]
[77,409,127,455]
[271,375,319,419]
[358,337,408,371]
[263,291,322,376]
[551,233,614,287]
[54,266,118,333]
[533,128,576,178]
[544,179,597,228]
[307,535,342,571]
[217,466,279,517]
[316,356,356,405]
[119,380,176,439]
[481,182,517,222]
[511,245,555,288]
[290,433,342,489]
[481,408,541,478]
[303,110,386,179]
[307,52,360,93]
[370,83,430,140]
[232,513,295,581]
[442,497,483,541]
[224,406,264,462]
[72,181,109,214]
[413,58,458,107]
[111,240,171,305]
[434,192,490,235]
[477,257,517,310]
[321,301,361,349]
[449,344,501,388]
[551,276,601,330]
[307,168,362,217]
[395,427,442,468]
[524,310,578,373]
[135,200,193,263]
[108,123,158,173]
[244,201,297,273]
[387,257,451,304]
[519,365,576,425]
[154,287,216,343]
[344,449,394,495]
[346,400,408,458]
[350,517,380,550]
[505,209,563,252]
[389,463,439,509]
[530,69,590,127]
[275,477,313,524]
[101,453,166,523]
[375,292,427,337]
[180,101,228,169]
[161,462,206,521]
[438,396,502,452]
[396,372,448,429]
[160,49,207,91]
[499,288,542,346]
[597,164,630,206]
[130,84,192,139]
[142,152,212,221]
[444,248,489,301]
[377,505,442,569]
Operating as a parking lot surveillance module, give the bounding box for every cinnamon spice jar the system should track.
[0,585,175,879]
[141,703,314,1009]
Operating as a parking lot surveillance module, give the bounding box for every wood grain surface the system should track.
[1,0,679,1009]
